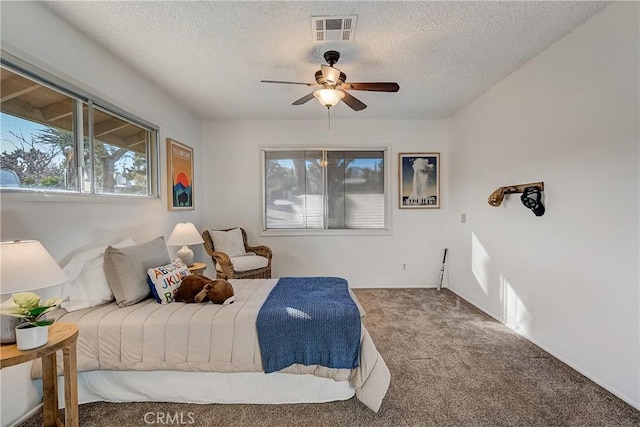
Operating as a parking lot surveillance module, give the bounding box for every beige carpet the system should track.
[19,288,640,426]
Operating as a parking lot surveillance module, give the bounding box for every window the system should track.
[263,148,388,232]
[0,58,158,196]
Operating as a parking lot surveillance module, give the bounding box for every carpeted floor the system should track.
[18,288,640,426]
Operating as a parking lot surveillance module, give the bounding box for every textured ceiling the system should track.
[44,1,610,121]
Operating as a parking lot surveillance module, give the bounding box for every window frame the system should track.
[0,51,160,199]
[260,146,392,237]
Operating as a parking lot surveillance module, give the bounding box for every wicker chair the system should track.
[202,228,272,280]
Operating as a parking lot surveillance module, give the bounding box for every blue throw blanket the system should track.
[256,277,361,373]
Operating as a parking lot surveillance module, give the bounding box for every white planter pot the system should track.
[15,323,49,350]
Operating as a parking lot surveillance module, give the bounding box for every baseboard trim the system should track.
[8,403,42,427]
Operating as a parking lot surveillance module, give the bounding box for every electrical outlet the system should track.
[402,263,407,271]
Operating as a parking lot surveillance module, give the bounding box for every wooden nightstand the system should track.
[1,322,79,427]
[188,262,207,275]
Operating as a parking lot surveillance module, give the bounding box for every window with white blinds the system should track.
[263,148,387,231]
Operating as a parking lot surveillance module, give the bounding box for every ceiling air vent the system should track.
[311,15,357,42]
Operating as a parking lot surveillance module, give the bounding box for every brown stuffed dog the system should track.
[175,275,235,305]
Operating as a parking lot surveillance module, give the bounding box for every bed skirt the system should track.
[45,370,355,408]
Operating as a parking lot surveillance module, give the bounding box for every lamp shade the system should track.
[0,240,68,295]
[166,222,204,246]
[321,65,341,85]
[313,89,345,108]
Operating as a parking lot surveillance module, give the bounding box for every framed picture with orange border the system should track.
[399,152,440,209]
[167,138,194,211]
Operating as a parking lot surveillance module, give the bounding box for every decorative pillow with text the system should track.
[147,259,191,304]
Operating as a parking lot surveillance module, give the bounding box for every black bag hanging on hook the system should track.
[521,186,545,216]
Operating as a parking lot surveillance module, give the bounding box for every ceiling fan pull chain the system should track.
[327,106,331,129]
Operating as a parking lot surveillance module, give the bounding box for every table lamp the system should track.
[166,222,204,267]
[0,240,68,344]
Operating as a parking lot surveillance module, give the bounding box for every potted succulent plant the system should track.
[1,292,62,350]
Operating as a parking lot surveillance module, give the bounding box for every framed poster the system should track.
[167,138,194,211]
[399,152,440,209]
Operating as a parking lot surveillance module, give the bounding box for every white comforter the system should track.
[33,278,390,411]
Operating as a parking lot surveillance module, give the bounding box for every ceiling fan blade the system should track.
[292,92,315,105]
[342,82,400,92]
[261,80,315,86]
[341,91,367,111]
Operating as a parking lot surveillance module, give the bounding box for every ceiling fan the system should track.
[260,50,399,111]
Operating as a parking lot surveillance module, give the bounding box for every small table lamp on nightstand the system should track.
[166,222,204,267]
[0,240,69,344]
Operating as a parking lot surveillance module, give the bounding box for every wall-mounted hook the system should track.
[488,182,544,207]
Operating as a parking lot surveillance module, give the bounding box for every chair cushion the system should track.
[209,228,246,257]
[230,255,269,272]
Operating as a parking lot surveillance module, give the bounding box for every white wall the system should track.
[447,2,639,408]
[202,119,450,287]
[2,1,636,424]
[0,3,204,426]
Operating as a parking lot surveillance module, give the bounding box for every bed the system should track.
[33,277,390,412]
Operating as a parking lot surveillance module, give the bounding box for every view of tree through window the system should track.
[0,65,157,196]
[264,149,386,230]
[88,106,150,195]
[0,114,76,190]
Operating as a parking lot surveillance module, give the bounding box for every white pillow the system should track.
[60,238,135,312]
[209,228,246,257]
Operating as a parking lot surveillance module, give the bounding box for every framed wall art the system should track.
[399,152,440,209]
[167,138,194,211]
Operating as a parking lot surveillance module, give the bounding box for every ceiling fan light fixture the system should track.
[313,88,345,108]
[321,64,341,84]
